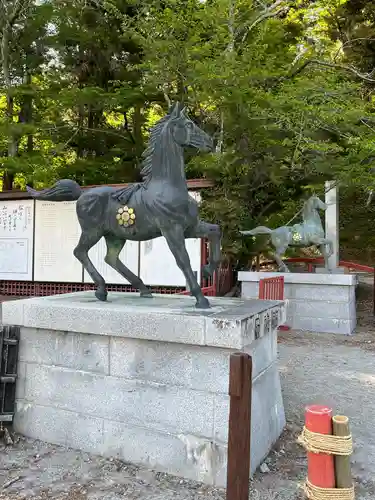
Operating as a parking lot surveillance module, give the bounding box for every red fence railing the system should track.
[260,257,375,274]
[176,239,234,297]
[258,276,289,331]
[258,276,285,301]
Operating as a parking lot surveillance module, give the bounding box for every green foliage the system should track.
[133,0,375,262]
[0,0,151,189]
[0,0,375,264]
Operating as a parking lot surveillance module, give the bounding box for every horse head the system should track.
[168,102,213,152]
[308,195,327,211]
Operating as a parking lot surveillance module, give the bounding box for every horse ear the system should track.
[168,102,176,115]
[170,102,181,118]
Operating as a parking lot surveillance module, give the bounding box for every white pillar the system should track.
[325,181,339,270]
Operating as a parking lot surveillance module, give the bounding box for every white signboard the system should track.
[83,238,139,285]
[189,191,201,203]
[140,237,201,287]
[34,201,83,282]
[0,200,34,280]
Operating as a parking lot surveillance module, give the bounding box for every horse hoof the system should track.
[195,297,211,309]
[95,289,108,301]
[140,290,153,298]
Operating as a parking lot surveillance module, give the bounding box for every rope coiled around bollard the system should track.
[304,480,355,500]
[298,426,355,499]
[298,426,353,456]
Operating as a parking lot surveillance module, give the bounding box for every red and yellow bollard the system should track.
[298,405,355,500]
[305,405,336,489]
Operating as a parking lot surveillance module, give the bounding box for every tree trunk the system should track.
[3,171,14,191]
[77,95,85,159]
[177,73,186,103]
[25,69,33,153]
[18,67,33,147]
[1,24,17,191]
[133,102,143,159]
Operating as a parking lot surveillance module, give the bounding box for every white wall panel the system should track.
[30,189,202,287]
[34,201,82,282]
[0,200,34,280]
[140,237,201,287]
[83,238,139,284]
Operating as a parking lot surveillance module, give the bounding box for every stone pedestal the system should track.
[3,292,286,487]
[239,271,357,335]
[315,267,345,274]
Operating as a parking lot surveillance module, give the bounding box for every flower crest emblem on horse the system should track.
[241,195,333,272]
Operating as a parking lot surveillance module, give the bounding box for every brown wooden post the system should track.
[332,415,353,489]
[226,352,252,500]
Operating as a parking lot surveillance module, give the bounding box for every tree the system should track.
[0,0,32,190]
[0,0,155,190]
[135,0,372,263]
[0,0,56,189]
[47,0,146,185]
[0,0,374,266]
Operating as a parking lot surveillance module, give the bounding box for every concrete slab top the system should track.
[5,291,280,317]
[2,292,285,349]
[238,271,357,286]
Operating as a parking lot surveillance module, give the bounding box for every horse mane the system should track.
[139,113,171,186]
[111,112,172,203]
[302,197,313,221]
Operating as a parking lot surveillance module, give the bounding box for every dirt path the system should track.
[1,284,375,499]
[278,330,375,500]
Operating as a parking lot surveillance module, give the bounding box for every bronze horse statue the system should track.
[241,195,333,272]
[27,103,221,308]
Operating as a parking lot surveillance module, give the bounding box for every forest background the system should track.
[1,0,375,266]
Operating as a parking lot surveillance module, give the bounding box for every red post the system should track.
[200,238,208,288]
[305,405,335,488]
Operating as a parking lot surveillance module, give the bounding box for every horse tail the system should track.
[241,226,273,236]
[26,179,82,202]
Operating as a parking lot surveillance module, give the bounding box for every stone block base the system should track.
[239,271,357,335]
[4,292,286,487]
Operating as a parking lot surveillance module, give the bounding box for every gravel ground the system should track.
[1,282,375,499]
[0,434,304,500]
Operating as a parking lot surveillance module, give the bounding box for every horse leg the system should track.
[312,237,333,271]
[104,235,152,298]
[273,247,290,272]
[185,220,221,278]
[73,231,107,301]
[162,225,210,309]
[318,244,332,272]
[327,240,334,258]
[269,235,289,272]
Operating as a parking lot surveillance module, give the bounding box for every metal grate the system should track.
[0,326,20,423]
[258,276,285,301]
[0,281,185,297]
